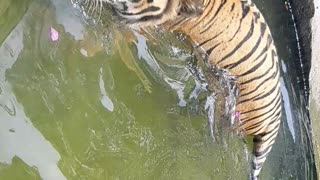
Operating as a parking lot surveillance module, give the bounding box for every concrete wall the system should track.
[290,0,319,176]
[311,0,320,175]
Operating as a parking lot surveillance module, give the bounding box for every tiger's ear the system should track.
[179,0,204,18]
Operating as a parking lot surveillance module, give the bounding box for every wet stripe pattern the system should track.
[102,0,281,179]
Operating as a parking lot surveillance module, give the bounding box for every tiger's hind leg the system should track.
[251,134,270,179]
[251,128,280,179]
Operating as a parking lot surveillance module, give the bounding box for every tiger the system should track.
[96,0,282,179]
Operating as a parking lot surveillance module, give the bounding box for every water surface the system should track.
[0,0,317,179]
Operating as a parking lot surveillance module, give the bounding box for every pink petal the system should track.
[234,111,240,119]
[50,27,59,41]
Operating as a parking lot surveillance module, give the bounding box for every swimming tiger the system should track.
[97,0,282,179]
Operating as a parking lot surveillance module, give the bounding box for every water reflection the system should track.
[99,67,114,112]
[0,15,66,180]
[51,0,85,40]
[280,61,296,142]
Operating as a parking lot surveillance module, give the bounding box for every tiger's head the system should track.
[100,0,204,26]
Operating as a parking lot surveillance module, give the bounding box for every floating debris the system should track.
[49,27,59,41]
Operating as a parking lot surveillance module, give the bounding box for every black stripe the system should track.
[254,145,271,158]
[223,22,267,69]
[242,99,281,123]
[206,0,227,26]
[241,1,250,18]
[206,42,222,55]
[240,64,279,97]
[121,6,160,16]
[263,123,280,143]
[267,112,281,126]
[240,49,276,84]
[131,0,170,23]
[238,54,268,77]
[227,1,250,41]
[241,92,281,114]
[190,0,215,30]
[260,22,267,35]
[253,12,260,23]
[253,83,280,101]
[199,0,228,34]
[230,3,235,12]
[136,14,163,22]
[197,5,237,44]
[243,99,281,126]
[247,109,281,134]
[224,37,264,69]
[198,30,224,47]
[253,34,273,62]
[238,92,263,104]
[217,18,255,64]
[168,17,188,30]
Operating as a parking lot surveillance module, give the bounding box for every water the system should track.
[0,0,317,179]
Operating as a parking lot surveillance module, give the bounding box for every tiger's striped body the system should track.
[167,1,281,178]
[100,0,282,178]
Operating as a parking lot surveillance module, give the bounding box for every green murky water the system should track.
[0,0,317,179]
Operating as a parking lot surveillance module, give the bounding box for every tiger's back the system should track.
[164,0,281,177]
